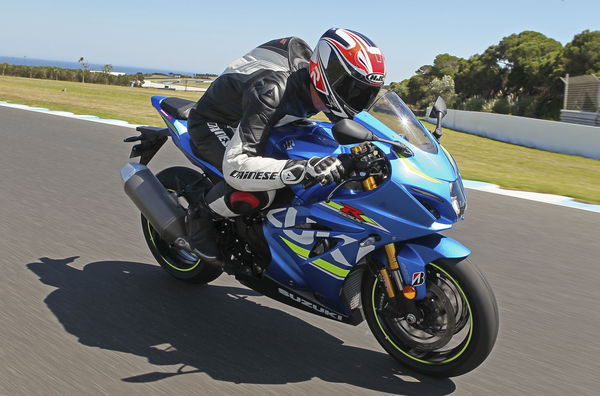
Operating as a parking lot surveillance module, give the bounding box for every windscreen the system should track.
[367,91,438,154]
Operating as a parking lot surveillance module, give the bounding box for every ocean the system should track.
[0,56,198,76]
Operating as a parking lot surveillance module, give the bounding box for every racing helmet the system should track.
[310,28,386,118]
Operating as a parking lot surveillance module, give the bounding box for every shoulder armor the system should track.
[253,71,287,109]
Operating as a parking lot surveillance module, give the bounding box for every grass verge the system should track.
[1,76,598,203]
[0,75,202,125]
[421,120,600,203]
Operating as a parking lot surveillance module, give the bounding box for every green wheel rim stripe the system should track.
[371,262,473,365]
[147,188,201,272]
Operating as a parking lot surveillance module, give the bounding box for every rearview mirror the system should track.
[433,96,448,117]
[428,96,447,140]
[332,119,374,144]
[332,118,414,156]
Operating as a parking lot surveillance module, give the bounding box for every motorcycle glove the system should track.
[280,156,345,186]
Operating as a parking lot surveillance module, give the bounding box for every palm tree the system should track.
[102,64,113,84]
[78,57,89,83]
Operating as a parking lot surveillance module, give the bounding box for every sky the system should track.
[2,0,599,82]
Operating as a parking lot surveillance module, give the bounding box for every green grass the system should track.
[1,75,598,203]
[421,120,600,203]
[0,75,203,125]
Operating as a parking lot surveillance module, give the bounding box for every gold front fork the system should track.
[352,144,401,299]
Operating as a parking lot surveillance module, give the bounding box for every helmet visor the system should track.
[324,52,380,114]
[331,75,380,114]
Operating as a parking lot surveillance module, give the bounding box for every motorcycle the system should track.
[120,91,498,377]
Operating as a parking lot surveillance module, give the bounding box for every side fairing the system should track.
[264,205,372,314]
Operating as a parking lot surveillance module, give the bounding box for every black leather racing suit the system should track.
[188,37,324,216]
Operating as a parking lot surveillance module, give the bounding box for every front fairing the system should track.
[263,107,468,312]
[355,111,458,181]
[265,115,465,235]
[313,140,461,238]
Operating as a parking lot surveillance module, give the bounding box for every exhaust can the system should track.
[120,162,186,242]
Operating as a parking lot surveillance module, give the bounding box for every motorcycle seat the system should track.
[161,97,195,120]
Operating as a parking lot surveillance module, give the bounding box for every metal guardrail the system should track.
[560,110,600,126]
[427,109,600,160]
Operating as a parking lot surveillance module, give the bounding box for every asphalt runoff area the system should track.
[1,106,599,395]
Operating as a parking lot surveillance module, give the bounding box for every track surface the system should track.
[1,106,599,395]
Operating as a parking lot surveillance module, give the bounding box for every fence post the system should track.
[562,73,569,109]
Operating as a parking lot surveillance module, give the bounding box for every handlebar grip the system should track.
[302,175,319,189]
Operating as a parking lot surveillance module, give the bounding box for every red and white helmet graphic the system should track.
[310,28,386,118]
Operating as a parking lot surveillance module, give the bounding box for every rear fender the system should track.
[374,234,470,300]
[124,126,169,165]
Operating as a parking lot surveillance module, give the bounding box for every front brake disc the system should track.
[387,283,456,351]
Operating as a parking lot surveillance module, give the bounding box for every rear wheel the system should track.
[141,166,222,284]
[362,259,498,377]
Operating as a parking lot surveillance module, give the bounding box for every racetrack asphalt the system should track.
[1,106,599,395]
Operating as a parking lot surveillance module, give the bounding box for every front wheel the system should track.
[141,166,222,284]
[362,259,499,377]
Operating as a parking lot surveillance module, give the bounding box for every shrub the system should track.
[492,97,511,114]
[463,96,486,111]
[482,98,497,112]
[510,95,535,116]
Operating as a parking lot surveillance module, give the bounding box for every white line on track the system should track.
[2,100,598,213]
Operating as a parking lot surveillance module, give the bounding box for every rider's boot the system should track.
[184,191,222,264]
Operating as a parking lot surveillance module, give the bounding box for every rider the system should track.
[186,28,386,262]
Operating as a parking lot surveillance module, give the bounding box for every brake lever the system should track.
[325,176,366,203]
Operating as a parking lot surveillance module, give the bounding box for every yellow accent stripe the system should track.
[401,158,442,184]
[327,200,379,228]
[325,201,343,210]
[441,145,452,159]
[280,236,311,258]
[359,214,377,225]
[160,114,179,134]
[279,236,349,278]
[313,258,350,278]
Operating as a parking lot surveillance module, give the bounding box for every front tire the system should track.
[141,166,222,284]
[362,259,499,377]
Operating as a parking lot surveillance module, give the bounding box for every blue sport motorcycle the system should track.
[121,91,499,377]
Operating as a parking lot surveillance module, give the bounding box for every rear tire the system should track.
[141,166,222,284]
[362,259,499,377]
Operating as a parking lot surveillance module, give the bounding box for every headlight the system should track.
[449,178,467,218]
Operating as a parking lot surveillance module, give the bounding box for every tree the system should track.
[454,48,505,99]
[494,31,563,96]
[78,57,89,83]
[419,75,457,108]
[388,80,409,99]
[415,64,434,75]
[405,74,432,106]
[102,64,113,84]
[388,30,571,118]
[563,30,600,75]
[431,53,464,78]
